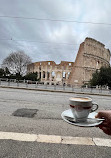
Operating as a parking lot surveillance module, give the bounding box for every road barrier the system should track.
[0,78,110,95]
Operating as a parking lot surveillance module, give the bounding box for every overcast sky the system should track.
[0,0,111,66]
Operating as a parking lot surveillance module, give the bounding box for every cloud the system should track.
[0,0,111,66]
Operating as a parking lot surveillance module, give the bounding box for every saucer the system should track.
[61,109,104,127]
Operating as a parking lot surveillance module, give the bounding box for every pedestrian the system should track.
[96,110,111,135]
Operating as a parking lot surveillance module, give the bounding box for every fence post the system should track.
[26,80,28,88]
[63,85,65,91]
[8,79,10,86]
[90,87,92,93]
[100,87,102,93]
[72,85,74,91]
[45,84,47,89]
[17,81,19,87]
[54,85,56,90]
[81,87,83,92]
[35,81,38,88]
[99,87,102,93]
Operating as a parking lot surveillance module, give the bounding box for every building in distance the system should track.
[27,61,73,85]
[27,37,110,86]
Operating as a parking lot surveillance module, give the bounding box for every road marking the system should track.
[61,136,94,145]
[0,132,37,142]
[37,134,61,144]
[0,132,111,147]
[93,138,111,147]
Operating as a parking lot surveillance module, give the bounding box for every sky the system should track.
[0,0,111,66]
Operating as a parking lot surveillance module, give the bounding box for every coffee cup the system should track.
[69,97,98,122]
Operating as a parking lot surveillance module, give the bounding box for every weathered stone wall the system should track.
[27,61,73,85]
[68,37,110,86]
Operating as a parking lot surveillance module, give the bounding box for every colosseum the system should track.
[27,37,110,86]
[27,61,73,85]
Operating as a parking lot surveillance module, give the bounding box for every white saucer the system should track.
[61,109,104,127]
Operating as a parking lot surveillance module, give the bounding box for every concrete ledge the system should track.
[0,85,111,97]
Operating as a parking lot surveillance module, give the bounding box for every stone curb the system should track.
[0,132,37,142]
[0,85,111,97]
[37,134,61,144]
[93,138,111,147]
[0,132,111,147]
[61,136,94,146]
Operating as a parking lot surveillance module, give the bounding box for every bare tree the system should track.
[2,51,32,76]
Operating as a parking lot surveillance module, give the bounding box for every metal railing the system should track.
[0,78,111,94]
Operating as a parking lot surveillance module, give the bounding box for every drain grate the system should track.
[12,108,38,118]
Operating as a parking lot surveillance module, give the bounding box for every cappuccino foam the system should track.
[70,97,91,102]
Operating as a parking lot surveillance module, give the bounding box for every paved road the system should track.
[0,87,111,158]
[0,139,111,158]
[1,139,111,158]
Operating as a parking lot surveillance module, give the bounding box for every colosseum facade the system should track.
[68,37,110,86]
[27,37,110,86]
[27,61,73,85]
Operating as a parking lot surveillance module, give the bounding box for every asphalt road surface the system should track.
[0,87,111,158]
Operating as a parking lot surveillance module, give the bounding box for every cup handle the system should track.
[91,102,98,112]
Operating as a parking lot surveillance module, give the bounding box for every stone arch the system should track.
[63,71,66,79]
[56,71,62,81]
[47,72,50,79]
[43,71,45,78]
[52,71,55,77]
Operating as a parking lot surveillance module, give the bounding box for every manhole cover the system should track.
[12,108,38,118]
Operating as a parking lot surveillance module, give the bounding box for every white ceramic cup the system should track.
[69,97,98,122]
